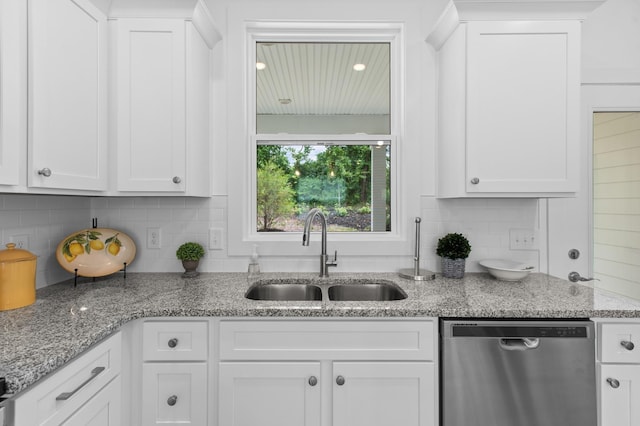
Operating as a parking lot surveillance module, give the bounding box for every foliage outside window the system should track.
[256,143,391,232]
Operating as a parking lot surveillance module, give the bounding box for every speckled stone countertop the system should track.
[2,271,640,395]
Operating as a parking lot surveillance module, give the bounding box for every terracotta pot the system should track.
[181,260,200,278]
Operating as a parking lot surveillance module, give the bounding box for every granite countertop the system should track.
[2,271,640,395]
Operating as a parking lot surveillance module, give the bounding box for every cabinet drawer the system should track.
[219,320,435,360]
[143,321,208,361]
[600,323,640,363]
[13,332,121,426]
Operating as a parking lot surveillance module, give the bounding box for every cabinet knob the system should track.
[38,168,52,177]
[167,395,178,406]
[308,376,318,386]
[606,378,620,389]
[621,340,635,351]
[336,375,345,386]
[172,176,182,184]
[167,338,178,348]
[470,177,480,185]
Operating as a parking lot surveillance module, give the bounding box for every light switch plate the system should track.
[509,228,538,250]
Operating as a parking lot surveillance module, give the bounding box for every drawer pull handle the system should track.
[621,340,635,351]
[56,366,105,400]
[308,376,318,386]
[607,378,620,389]
[336,375,345,386]
[168,338,178,348]
[167,395,178,406]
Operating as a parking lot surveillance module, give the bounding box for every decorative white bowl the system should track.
[479,259,534,281]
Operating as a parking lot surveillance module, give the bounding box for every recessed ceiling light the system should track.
[256,62,266,70]
[279,98,292,105]
[353,63,366,71]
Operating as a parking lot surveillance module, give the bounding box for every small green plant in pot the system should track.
[176,242,205,278]
[436,233,471,279]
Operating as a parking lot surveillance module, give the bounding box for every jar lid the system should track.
[0,243,37,263]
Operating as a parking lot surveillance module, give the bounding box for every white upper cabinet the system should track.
[427,1,603,198]
[28,0,108,192]
[113,19,211,196]
[0,0,25,188]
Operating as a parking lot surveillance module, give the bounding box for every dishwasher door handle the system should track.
[499,338,540,351]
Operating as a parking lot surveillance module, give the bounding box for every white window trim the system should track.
[228,21,407,257]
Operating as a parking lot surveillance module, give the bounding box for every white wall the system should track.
[0,194,91,288]
[2,0,639,288]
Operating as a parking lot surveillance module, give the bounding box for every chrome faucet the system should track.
[302,208,338,277]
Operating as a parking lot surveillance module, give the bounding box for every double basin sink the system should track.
[245,279,407,302]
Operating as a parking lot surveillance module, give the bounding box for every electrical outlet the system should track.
[10,234,30,250]
[509,228,538,250]
[147,228,161,249]
[209,228,223,250]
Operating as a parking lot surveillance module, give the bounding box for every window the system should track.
[254,41,394,234]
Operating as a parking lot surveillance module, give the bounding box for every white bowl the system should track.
[479,259,534,281]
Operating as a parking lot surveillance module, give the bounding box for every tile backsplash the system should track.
[0,194,541,288]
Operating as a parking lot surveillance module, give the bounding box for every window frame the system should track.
[228,21,406,257]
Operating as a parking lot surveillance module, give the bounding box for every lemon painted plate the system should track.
[56,228,136,277]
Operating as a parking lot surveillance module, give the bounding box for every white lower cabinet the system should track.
[142,363,207,425]
[333,361,434,426]
[219,362,322,426]
[218,319,437,426]
[599,364,640,426]
[140,320,209,426]
[597,320,640,426]
[12,332,122,426]
[61,376,121,426]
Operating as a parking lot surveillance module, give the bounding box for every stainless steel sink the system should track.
[328,282,407,301]
[245,283,322,301]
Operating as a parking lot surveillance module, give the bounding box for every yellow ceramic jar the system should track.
[0,243,36,311]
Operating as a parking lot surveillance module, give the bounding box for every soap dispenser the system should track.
[248,244,261,278]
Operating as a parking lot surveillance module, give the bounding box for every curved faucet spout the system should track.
[302,208,337,277]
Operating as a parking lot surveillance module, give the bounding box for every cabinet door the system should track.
[61,376,122,426]
[600,364,640,426]
[28,0,108,191]
[465,21,579,194]
[142,363,207,425]
[218,362,321,426]
[333,362,435,426]
[115,19,186,192]
[0,0,24,186]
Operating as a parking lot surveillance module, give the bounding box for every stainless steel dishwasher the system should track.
[441,319,596,426]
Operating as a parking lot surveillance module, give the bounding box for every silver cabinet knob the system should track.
[38,168,52,177]
[621,340,635,351]
[167,338,178,348]
[607,378,620,389]
[167,395,178,406]
[172,176,182,184]
[470,177,480,185]
[308,376,318,386]
[336,375,345,386]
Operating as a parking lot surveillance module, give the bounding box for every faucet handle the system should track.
[328,250,338,266]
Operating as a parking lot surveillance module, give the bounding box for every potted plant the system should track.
[176,242,205,278]
[436,233,471,279]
